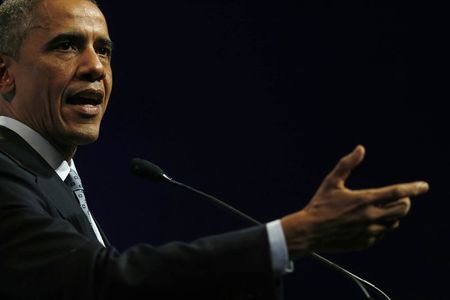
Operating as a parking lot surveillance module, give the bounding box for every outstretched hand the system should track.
[281,145,429,259]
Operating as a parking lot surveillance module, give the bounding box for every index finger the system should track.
[358,181,429,204]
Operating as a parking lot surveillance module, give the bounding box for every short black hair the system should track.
[0,0,98,58]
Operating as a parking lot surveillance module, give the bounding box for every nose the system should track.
[76,47,107,82]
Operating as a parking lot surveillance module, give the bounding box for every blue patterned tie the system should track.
[65,169,105,246]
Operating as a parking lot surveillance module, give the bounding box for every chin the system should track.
[76,132,100,145]
[75,135,100,146]
[65,126,101,146]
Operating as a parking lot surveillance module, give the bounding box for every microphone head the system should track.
[130,158,170,182]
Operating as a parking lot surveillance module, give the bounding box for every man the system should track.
[0,0,429,299]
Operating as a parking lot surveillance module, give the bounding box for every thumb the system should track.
[325,145,365,188]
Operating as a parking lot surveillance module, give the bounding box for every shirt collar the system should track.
[0,116,75,181]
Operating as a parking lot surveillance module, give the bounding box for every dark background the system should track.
[78,1,447,299]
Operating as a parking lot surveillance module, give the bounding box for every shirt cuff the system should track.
[266,220,294,276]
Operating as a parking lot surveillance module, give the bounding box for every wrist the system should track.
[281,211,314,259]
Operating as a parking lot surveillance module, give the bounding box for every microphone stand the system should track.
[131,158,391,300]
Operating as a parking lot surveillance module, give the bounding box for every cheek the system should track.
[41,65,75,108]
[103,72,113,105]
[105,68,113,91]
[13,74,49,116]
[17,61,70,100]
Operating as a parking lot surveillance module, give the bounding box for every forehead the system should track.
[29,0,109,38]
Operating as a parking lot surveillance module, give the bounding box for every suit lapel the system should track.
[0,126,106,244]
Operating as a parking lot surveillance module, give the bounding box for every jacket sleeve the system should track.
[0,153,279,300]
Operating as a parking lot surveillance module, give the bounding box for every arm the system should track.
[0,154,277,300]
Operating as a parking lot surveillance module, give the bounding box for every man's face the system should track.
[7,0,113,155]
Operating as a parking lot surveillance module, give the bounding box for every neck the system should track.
[49,141,77,163]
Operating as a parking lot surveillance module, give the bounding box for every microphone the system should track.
[131,158,390,300]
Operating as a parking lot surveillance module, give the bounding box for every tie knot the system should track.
[65,169,84,192]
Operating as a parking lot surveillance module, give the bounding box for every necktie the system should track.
[65,169,105,246]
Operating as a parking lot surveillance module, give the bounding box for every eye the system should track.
[56,41,77,52]
[96,47,112,58]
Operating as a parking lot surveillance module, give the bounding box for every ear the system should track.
[0,54,15,95]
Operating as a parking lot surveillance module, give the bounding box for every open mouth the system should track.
[66,90,104,106]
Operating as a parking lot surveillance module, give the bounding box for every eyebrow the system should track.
[43,32,114,51]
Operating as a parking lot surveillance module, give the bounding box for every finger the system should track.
[358,236,378,250]
[369,220,400,235]
[374,213,401,229]
[364,203,407,224]
[325,145,365,188]
[358,181,429,204]
[379,198,412,219]
[385,220,400,230]
[364,225,387,247]
[381,197,411,214]
[367,224,386,236]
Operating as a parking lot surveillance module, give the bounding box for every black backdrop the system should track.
[76,1,448,299]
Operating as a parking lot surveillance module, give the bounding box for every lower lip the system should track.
[68,104,101,116]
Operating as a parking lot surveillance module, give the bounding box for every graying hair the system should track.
[0,0,98,58]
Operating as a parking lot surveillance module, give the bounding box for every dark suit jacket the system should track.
[0,126,280,300]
